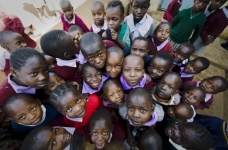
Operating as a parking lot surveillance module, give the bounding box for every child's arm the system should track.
[164,1,177,23]
[110,29,128,49]
[75,15,89,33]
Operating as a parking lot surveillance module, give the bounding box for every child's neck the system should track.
[154,38,164,46]
[10,76,27,87]
[191,7,200,15]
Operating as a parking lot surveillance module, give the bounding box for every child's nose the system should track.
[133,110,140,117]
[129,70,135,77]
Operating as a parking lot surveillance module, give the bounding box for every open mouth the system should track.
[96,143,105,149]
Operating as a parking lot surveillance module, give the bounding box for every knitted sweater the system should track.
[170,8,206,44]
[163,0,182,23]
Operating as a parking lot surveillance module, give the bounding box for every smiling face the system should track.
[37,127,73,150]
[122,55,145,86]
[56,91,86,118]
[147,57,170,79]
[131,0,150,23]
[92,4,105,27]
[199,77,224,94]
[182,87,205,105]
[105,51,123,78]
[90,119,112,150]
[106,7,123,31]
[127,95,153,127]
[44,72,66,93]
[6,96,43,125]
[155,24,171,42]
[183,59,204,74]
[130,39,148,58]
[83,65,102,89]
[61,2,74,21]
[12,57,49,89]
[4,33,27,53]
[173,46,193,63]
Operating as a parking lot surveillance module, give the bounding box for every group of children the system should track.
[0,0,228,149]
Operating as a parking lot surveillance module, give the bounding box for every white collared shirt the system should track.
[91,19,108,34]
[64,14,75,24]
[0,51,10,70]
[56,56,78,68]
[204,4,216,17]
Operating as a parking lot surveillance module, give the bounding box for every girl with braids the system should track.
[0,48,49,107]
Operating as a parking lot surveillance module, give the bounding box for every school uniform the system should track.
[0,51,10,75]
[162,0,182,23]
[123,14,155,41]
[63,94,101,134]
[148,38,173,56]
[180,81,214,110]
[82,75,108,96]
[90,19,108,37]
[172,58,189,74]
[120,74,154,94]
[178,67,194,83]
[60,13,89,32]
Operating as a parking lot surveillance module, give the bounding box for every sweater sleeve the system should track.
[170,11,180,29]
[165,1,175,23]
[189,15,206,44]
[200,14,217,42]
[75,15,89,33]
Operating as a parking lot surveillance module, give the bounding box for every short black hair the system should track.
[124,54,144,67]
[131,36,149,48]
[81,62,101,75]
[3,93,36,117]
[0,31,19,45]
[162,72,182,88]
[92,1,105,10]
[102,79,122,94]
[107,1,124,17]
[174,103,194,119]
[10,48,46,71]
[209,76,228,92]
[106,46,124,56]
[59,0,72,8]
[68,25,83,33]
[152,52,174,70]
[89,109,113,130]
[80,32,105,55]
[20,126,52,150]
[40,30,75,58]
[193,57,210,71]
[154,22,171,36]
[178,42,195,53]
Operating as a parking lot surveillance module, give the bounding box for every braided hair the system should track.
[107,1,124,17]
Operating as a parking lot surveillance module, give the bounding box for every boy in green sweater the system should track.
[169,0,210,51]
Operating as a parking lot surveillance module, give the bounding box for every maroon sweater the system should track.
[200,8,228,42]
[61,13,89,32]
[89,26,105,37]
[0,79,16,107]
[163,0,182,23]
[148,39,173,56]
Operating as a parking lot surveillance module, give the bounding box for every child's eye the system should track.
[128,107,134,111]
[19,115,25,120]
[89,57,94,61]
[92,132,97,136]
[133,6,138,9]
[168,86,173,89]
[98,53,103,57]
[109,94,114,97]
[30,72,38,76]
[116,65,121,69]
[30,107,36,111]
[44,69,49,73]
[136,69,141,72]
[103,131,108,135]
[157,69,162,73]
[140,109,146,113]
[97,12,101,16]
[149,65,153,69]
[54,128,59,133]
[194,96,198,100]
[140,50,145,53]
[66,108,72,112]
[125,69,130,72]
[117,89,122,93]
[76,99,81,103]
[51,141,56,149]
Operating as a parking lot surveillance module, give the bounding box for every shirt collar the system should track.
[62,127,76,150]
[108,133,112,143]
[120,74,146,90]
[204,4,216,17]
[8,75,36,94]
[222,7,228,18]
[56,56,78,68]
[151,38,169,51]
[180,67,194,77]
[66,115,83,122]
[169,138,186,150]
[92,19,108,34]
[0,51,10,70]
[64,14,75,24]
[128,112,157,127]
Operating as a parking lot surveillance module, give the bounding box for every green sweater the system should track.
[170,8,206,44]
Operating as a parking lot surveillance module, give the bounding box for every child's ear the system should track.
[63,52,71,59]
[10,67,18,77]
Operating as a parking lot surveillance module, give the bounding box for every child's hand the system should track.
[127,135,137,147]
[110,29,118,41]
[145,73,152,84]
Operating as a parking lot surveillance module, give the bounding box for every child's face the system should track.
[44,55,56,72]
[132,0,150,23]
[167,105,190,120]
[122,57,145,86]
[183,59,204,74]
[83,66,102,89]
[5,34,27,53]
[12,57,49,89]
[85,44,106,69]
[92,5,105,26]
[38,127,73,150]
[105,52,123,78]
[199,78,224,94]
[155,24,171,42]
[173,46,193,63]
[44,72,66,93]
[104,82,124,106]
[127,95,154,127]
[156,74,180,100]
[192,0,210,12]
[7,97,42,125]
[209,0,227,10]
[147,57,169,79]
[0,112,11,128]
[61,3,74,21]
[130,39,148,58]
[57,91,87,118]
[165,122,197,149]
[91,119,112,150]
[182,88,205,105]
[106,7,123,31]
[69,30,83,45]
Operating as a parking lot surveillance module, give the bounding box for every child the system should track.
[182,86,206,105]
[2,93,61,134]
[161,0,183,23]
[59,0,89,32]
[0,48,49,107]
[102,79,125,109]
[181,76,228,110]
[122,88,158,149]
[0,31,27,75]
[40,30,82,83]
[152,72,182,105]
[177,57,210,83]
[20,126,83,150]
[121,54,153,93]
[105,46,124,79]
[81,62,107,96]
[80,32,107,69]
[68,25,83,47]
[162,122,213,149]
[130,37,152,69]
[194,4,228,54]
[85,109,126,150]
[169,0,210,50]
[148,23,173,56]
[42,53,56,72]
[203,0,226,17]
[147,52,173,82]
[90,1,107,37]
[49,83,101,134]
[123,0,155,41]
[102,1,130,49]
